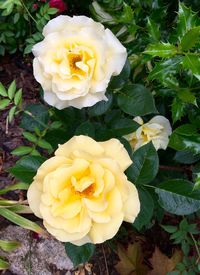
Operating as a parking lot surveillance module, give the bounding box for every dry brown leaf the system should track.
[115,242,149,275]
[75,267,85,275]
[85,263,93,274]
[147,246,183,275]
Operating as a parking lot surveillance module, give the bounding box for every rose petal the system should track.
[27,182,42,218]
[123,181,140,223]
[55,136,104,157]
[89,212,123,243]
[99,138,132,171]
[44,221,89,242]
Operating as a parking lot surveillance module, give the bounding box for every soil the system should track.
[0,54,40,189]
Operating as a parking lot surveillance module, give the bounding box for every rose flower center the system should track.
[70,173,96,198]
[51,43,96,80]
[68,53,82,73]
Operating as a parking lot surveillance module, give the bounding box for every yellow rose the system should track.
[27,136,140,245]
[125,116,172,151]
[32,15,127,109]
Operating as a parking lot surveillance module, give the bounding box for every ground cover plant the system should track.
[1,0,200,274]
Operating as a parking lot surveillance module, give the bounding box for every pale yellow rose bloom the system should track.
[27,136,140,245]
[125,116,172,151]
[32,15,127,109]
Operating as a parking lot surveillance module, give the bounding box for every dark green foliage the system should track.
[126,142,159,185]
[9,156,46,183]
[133,187,154,231]
[65,243,95,266]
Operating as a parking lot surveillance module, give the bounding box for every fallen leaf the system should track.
[148,246,183,275]
[115,242,149,275]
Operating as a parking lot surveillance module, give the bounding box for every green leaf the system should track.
[193,172,200,190]
[0,99,10,110]
[13,12,20,23]
[0,46,5,56]
[11,146,33,156]
[155,179,200,215]
[0,82,7,97]
[75,121,95,138]
[37,139,53,151]
[133,188,154,231]
[180,26,200,51]
[24,44,33,54]
[174,151,200,164]
[21,104,49,131]
[14,88,22,105]
[88,92,113,117]
[188,108,200,128]
[30,149,41,156]
[0,208,45,234]
[47,7,58,14]
[161,225,177,233]
[179,218,189,231]
[32,32,43,41]
[171,97,185,124]
[148,57,181,88]
[174,124,197,135]
[0,258,9,270]
[117,3,133,23]
[0,182,29,195]
[169,124,200,154]
[177,88,196,105]
[147,18,160,42]
[45,129,71,150]
[126,142,159,185]
[111,118,139,136]
[182,54,200,81]
[8,106,16,123]
[49,121,62,129]
[7,80,16,100]
[90,1,116,25]
[144,43,177,58]
[117,84,157,116]
[9,155,46,183]
[177,3,198,38]
[23,132,37,143]
[192,163,200,190]
[0,240,20,252]
[65,243,95,266]
[6,204,32,214]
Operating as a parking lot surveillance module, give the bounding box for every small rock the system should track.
[0,225,73,275]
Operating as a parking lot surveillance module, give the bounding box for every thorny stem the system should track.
[20,0,37,24]
[189,232,200,264]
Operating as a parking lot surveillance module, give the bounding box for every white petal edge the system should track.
[27,182,42,218]
[123,181,140,223]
